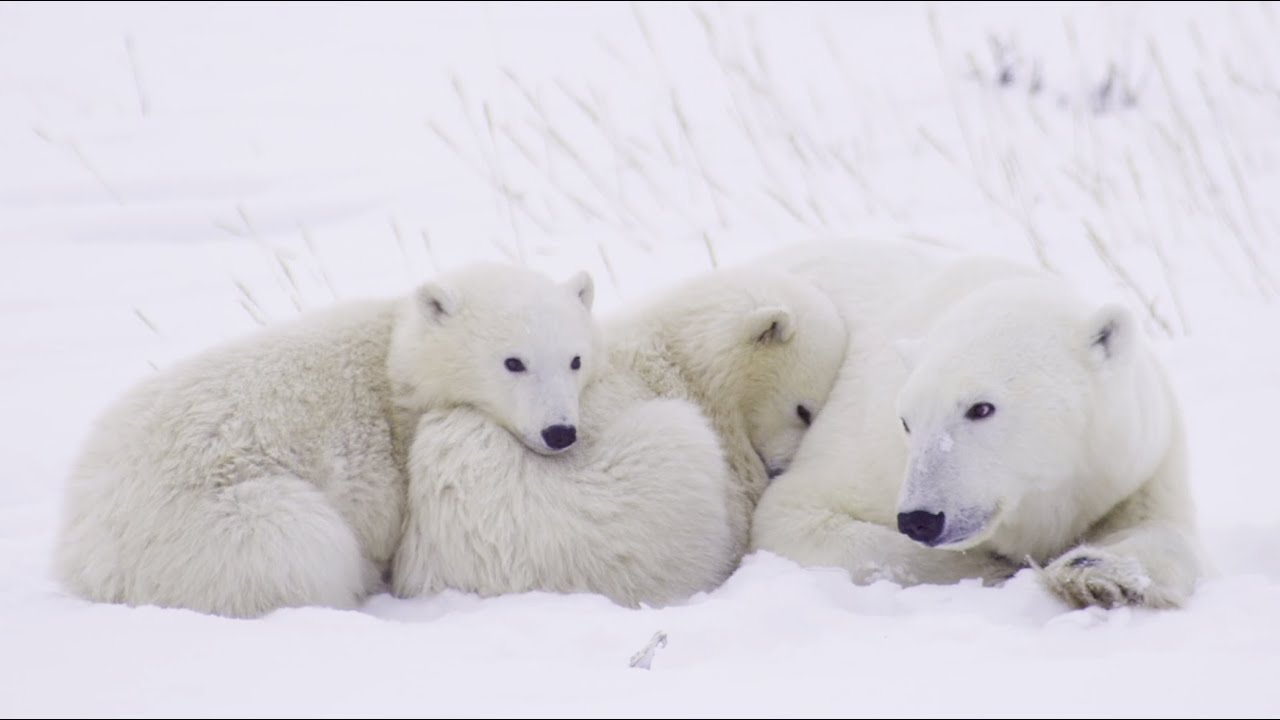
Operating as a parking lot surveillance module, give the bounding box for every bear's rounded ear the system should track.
[746,306,795,345]
[417,282,460,323]
[563,270,594,311]
[1085,303,1135,366]
[892,338,923,370]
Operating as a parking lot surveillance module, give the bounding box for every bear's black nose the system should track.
[897,510,946,545]
[541,424,577,451]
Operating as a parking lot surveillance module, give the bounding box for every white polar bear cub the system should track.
[54,263,597,619]
[750,239,1201,609]
[392,266,849,607]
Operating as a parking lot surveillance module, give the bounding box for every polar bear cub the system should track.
[392,265,850,607]
[53,263,596,618]
[750,239,1202,609]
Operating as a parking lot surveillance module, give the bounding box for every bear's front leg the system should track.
[753,497,1022,588]
[1039,519,1199,610]
[1040,416,1202,611]
[1041,545,1165,609]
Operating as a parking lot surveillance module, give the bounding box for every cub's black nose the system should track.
[897,510,945,545]
[541,424,577,451]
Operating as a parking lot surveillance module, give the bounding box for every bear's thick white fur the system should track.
[53,263,597,618]
[750,239,1202,609]
[393,399,734,608]
[392,266,850,607]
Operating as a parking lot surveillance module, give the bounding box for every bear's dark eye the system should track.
[965,402,996,420]
[570,356,581,371]
[504,357,526,373]
[901,418,910,434]
[796,405,812,427]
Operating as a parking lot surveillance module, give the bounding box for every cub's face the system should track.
[737,279,848,479]
[413,265,598,455]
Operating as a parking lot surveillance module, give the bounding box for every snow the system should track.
[3,1,1279,716]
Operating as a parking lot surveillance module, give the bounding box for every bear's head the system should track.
[892,279,1145,555]
[669,268,849,479]
[390,263,599,456]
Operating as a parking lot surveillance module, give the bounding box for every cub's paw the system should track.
[1040,547,1170,609]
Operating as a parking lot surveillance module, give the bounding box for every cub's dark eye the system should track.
[901,418,910,434]
[966,402,996,420]
[796,405,812,427]
[504,358,526,373]
[571,356,581,371]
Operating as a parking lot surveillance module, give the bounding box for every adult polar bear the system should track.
[750,239,1202,609]
[54,263,597,619]
[392,266,849,607]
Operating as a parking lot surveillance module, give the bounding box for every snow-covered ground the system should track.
[3,1,1279,716]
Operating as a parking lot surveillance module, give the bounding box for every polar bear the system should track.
[750,239,1202,609]
[391,266,850,607]
[53,263,597,619]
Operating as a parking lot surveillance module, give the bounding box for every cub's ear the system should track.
[1085,303,1135,366]
[417,282,460,322]
[745,305,795,345]
[563,270,594,311]
[891,338,923,370]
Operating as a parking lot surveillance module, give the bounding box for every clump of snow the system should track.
[628,630,669,671]
[938,432,955,454]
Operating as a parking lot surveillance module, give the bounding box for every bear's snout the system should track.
[541,424,577,451]
[897,510,945,545]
